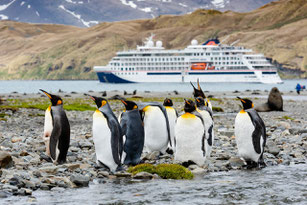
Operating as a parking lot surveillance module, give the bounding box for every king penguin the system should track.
[163,98,178,152]
[138,102,171,154]
[175,99,206,167]
[190,79,212,111]
[90,96,123,172]
[119,99,144,166]
[235,97,266,168]
[195,96,214,159]
[40,89,70,164]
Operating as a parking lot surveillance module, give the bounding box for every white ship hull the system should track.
[94,67,283,84]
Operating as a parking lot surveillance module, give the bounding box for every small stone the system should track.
[142,151,160,160]
[97,171,109,178]
[133,172,154,180]
[20,150,29,156]
[266,141,280,156]
[277,122,291,129]
[191,167,206,175]
[0,191,11,198]
[0,151,14,168]
[70,174,90,187]
[11,137,22,143]
[23,188,32,195]
[114,172,131,178]
[79,141,93,149]
[228,157,245,169]
[62,163,80,171]
[39,166,58,174]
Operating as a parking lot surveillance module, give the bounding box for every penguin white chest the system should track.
[143,106,168,152]
[175,113,205,166]
[235,111,260,162]
[43,106,53,156]
[92,111,117,171]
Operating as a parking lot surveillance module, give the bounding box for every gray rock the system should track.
[39,166,58,174]
[0,191,12,198]
[266,141,281,156]
[133,172,154,180]
[114,172,132,178]
[228,157,245,169]
[0,151,14,168]
[143,151,160,160]
[70,174,90,187]
[191,167,206,175]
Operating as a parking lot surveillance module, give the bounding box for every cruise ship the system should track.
[94,35,282,84]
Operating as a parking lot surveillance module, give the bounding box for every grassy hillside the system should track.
[0,0,306,80]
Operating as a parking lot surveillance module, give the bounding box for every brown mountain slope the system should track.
[0,0,306,80]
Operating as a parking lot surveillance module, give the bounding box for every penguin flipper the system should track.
[105,115,122,166]
[247,110,266,155]
[49,115,62,161]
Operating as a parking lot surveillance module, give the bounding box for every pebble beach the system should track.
[0,89,306,202]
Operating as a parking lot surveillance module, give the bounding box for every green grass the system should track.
[282,115,295,121]
[127,163,194,180]
[3,98,96,111]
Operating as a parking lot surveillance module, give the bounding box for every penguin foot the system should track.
[165,148,174,155]
[182,160,196,168]
[116,165,125,172]
[94,161,111,172]
[258,161,266,169]
[243,160,258,169]
[40,153,52,163]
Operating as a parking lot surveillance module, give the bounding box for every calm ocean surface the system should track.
[0,79,306,94]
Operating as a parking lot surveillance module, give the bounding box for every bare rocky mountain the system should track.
[0,0,273,27]
[0,0,306,80]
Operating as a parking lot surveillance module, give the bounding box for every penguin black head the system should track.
[184,99,196,113]
[190,79,206,99]
[40,89,63,106]
[195,97,206,107]
[163,98,173,106]
[90,96,108,108]
[120,99,138,110]
[237,97,254,110]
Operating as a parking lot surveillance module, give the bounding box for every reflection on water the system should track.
[3,164,306,204]
[0,79,306,94]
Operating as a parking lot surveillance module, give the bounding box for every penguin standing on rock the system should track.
[119,99,144,166]
[190,79,212,111]
[138,102,171,154]
[175,99,206,167]
[90,96,123,172]
[195,97,214,159]
[235,97,266,168]
[163,98,178,152]
[40,89,70,164]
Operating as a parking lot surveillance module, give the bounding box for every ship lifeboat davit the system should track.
[191,63,215,70]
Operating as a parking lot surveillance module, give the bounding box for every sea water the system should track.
[0,79,306,94]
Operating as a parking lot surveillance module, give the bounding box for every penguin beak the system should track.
[184,98,190,105]
[40,89,52,100]
[197,78,201,90]
[121,100,127,105]
[89,96,96,102]
[237,97,245,104]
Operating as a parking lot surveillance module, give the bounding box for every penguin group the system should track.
[39,80,266,171]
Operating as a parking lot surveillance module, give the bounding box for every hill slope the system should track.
[0,0,273,27]
[0,0,306,80]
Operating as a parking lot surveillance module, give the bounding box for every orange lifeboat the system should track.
[191,63,207,70]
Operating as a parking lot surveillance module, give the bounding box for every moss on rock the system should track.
[127,163,194,180]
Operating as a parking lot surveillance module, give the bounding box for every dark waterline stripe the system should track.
[189,72,255,75]
[147,72,181,75]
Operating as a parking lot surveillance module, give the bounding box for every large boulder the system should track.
[255,87,283,112]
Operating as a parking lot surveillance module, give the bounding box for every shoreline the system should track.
[0,91,306,200]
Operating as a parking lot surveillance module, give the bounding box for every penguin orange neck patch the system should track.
[182,113,196,119]
[240,109,246,114]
